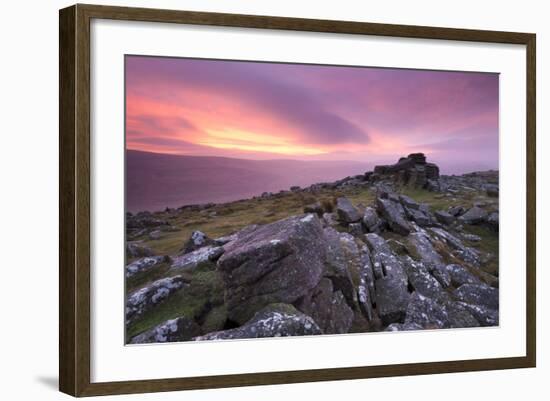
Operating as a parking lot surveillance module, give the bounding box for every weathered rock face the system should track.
[126,242,155,259]
[170,245,224,270]
[129,316,201,344]
[217,214,326,325]
[372,153,439,189]
[295,278,354,334]
[336,197,361,223]
[458,206,489,225]
[429,227,481,267]
[362,206,381,232]
[406,232,450,288]
[435,210,455,225]
[445,264,483,287]
[193,304,322,340]
[126,276,187,325]
[365,233,410,324]
[454,283,499,310]
[181,230,216,254]
[376,197,412,235]
[401,256,449,303]
[126,256,170,278]
[404,292,479,329]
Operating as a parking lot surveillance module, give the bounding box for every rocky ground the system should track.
[125,153,499,344]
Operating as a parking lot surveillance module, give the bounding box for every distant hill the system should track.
[126,150,372,212]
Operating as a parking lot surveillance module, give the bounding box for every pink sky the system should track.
[125,56,499,174]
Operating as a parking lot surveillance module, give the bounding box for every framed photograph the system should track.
[59,4,536,397]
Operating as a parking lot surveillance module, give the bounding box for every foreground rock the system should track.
[217,214,326,324]
[170,245,224,270]
[181,230,216,254]
[404,292,479,329]
[129,316,201,344]
[365,233,409,324]
[336,197,361,223]
[454,283,499,310]
[295,278,354,334]
[376,196,412,235]
[126,276,187,325]
[126,242,155,259]
[126,255,170,278]
[194,304,321,340]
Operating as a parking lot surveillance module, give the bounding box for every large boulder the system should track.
[126,242,155,259]
[170,245,224,270]
[404,292,479,329]
[401,256,449,303]
[217,214,326,324]
[429,227,481,267]
[406,232,450,287]
[445,264,483,287]
[357,244,376,320]
[364,233,409,324]
[434,210,455,225]
[295,278,354,334]
[458,206,488,225]
[453,283,499,310]
[323,228,361,306]
[126,255,170,278]
[181,230,216,254]
[336,197,361,223]
[362,206,381,232]
[193,304,322,340]
[126,276,187,325]
[129,316,201,344]
[456,301,499,326]
[376,197,412,235]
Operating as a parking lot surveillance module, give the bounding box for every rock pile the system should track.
[372,153,440,189]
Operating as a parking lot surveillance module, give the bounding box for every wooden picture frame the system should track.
[59,3,536,397]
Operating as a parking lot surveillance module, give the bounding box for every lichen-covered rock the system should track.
[457,301,499,326]
[217,214,326,324]
[126,242,155,259]
[129,316,201,344]
[357,245,376,320]
[462,233,482,242]
[170,245,224,270]
[435,210,455,225]
[406,232,450,287]
[376,197,412,235]
[429,227,481,267]
[385,322,423,332]
[181,230,216,254]
[324,228,361,306]
[348,222,364,237]
[445,264,483,287]
[362,207,381,232]
[126,276,187,325]
[404,292,478,329]
[304,201,324,215]
[336,197,361,223]
[322,212,338,228]
[399,194,420,210]
[126,255,170,278]
[458,206,488,225]
[295,279,354,334]
[454,283,499,310]
[364,233,409,324]
[401,256,449,303]
[448,206,466,217]
[193,304,322,340]
[404,206,432,227]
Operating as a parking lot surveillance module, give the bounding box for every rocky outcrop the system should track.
[217,214,326,324]
[295,279,354,334]
[126,276,187,325]
[336,197,361,223]
[126,255,170,278]
[181,230,216,254]
[376,196,412,235]
[372,153,439,189]
[193,304,322,340]
[170,245,224,270]
[129,316,201,344]
[458,206,488,225]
